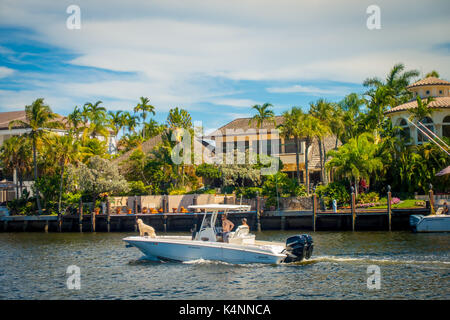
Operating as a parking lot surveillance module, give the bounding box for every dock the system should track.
[0,208,429,232]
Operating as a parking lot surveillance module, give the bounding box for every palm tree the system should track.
[363,62,420,107]
[296,113,328,194]
[425,70,440,78]
[134,97,155,138]
[338,93,366,143]
[9,98,63,214]
[248,103,276,156]
[0,136,32,197]
[45,134,81,213]
[309,99,333,184]
[326,133,383,196]
[278,107,303,184]
[82,101,109,140]
[67,106,83,135]
[125,112,139,134]
[143,119,165,139]
[408,96,436,122]
[108,110,125,137]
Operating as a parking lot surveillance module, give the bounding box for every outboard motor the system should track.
[283,234,314,263]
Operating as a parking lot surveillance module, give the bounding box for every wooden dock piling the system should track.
[351,187,356,231]
[429,184,434,214]
[78,199,83,233]
[387,185,392,231]
[312,193,317,232]
[106,197,111,232]
[256,193,261,232]
[91,212,95,232]
[57,214,62,233]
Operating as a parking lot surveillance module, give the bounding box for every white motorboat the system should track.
[123,204,313,264]
[410,214,450,232]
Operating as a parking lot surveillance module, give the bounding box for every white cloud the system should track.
[0,0,449,116]
[266,84,350,95]
[209,98,261,108]
[0,67,14,78]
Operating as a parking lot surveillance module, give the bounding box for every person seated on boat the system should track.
[443,202,449,215]
[221,214,234,243]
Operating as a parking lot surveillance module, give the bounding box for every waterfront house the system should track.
[385,76,450,144]
[207,116,339,185]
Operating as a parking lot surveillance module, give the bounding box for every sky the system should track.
[0,0,449,134]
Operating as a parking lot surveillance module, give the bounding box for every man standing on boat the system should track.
[221,214,234,243]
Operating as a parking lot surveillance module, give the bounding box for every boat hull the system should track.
[123,236,286,264]
[410,215,450,232]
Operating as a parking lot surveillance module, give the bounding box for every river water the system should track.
[0,231,448,300]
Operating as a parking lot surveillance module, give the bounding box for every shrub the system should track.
[168,187,187,195]
[315,182,350,207]
[264,197,278,209]
[357,192,380,204]
[235,187,263,199]
[262,172,301,198]
[127,181,151,196]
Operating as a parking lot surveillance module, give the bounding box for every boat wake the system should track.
[289,255,450,267]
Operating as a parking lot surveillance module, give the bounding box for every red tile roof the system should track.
[407,77,450,89]
[385,97,450,114]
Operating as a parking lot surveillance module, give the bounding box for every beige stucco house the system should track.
[385,76,450,144]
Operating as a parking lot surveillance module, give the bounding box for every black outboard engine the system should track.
[283,234,314,263]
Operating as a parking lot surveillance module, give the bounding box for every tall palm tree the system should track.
[278,107,303,184]
[108,110,125,137]
[45,134,81,213]
[9,98,63,214]
[309,99,333,184]
[296,113,327,194]
[82,101,108,140]
[248,103,276,156]
[125,112,139,134]
[338,93,366,143]
[67,106,83,135]
[134,97,155,139]
[363,62,420,107]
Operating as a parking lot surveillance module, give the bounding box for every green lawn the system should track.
[371,198,424,209]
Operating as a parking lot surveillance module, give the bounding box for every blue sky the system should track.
[0,0,449,134]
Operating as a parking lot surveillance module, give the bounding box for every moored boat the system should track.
[410,214,450,232]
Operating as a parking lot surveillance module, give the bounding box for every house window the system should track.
[398,118,411,142]
[439,90,443,95]
[284,138,301,154]
[443,116,450,138]
[417,117,434,143]
[426,90,430,95]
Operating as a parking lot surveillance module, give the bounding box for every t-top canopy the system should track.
[188,204,251,211]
